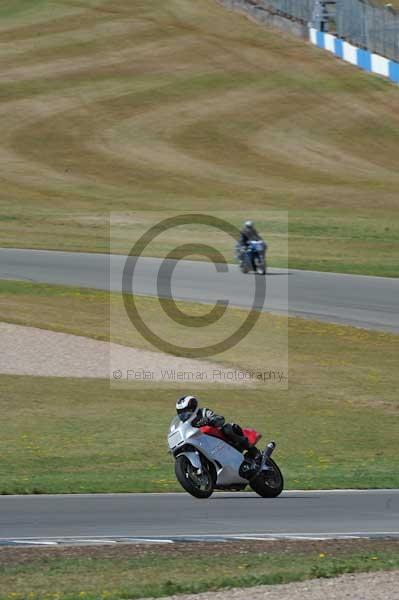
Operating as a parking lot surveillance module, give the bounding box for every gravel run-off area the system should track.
[0,322,250,384]
[143,570,399,600]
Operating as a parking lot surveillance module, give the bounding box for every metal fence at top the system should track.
[335,0,399,62]
[255,0,315,23]
[256,0,399,62]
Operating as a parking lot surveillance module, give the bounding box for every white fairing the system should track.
[168,415,248,486]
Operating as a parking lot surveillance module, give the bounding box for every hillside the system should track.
[1,0,398,274]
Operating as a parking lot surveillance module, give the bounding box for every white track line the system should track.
[2,532,399,546]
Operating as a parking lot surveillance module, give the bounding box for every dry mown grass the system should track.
[373,0,399,8]
[0,1,398,273]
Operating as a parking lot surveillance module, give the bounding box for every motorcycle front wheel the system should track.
[255,257,266,275]
[249,458,284,498]
[174,455,214,498]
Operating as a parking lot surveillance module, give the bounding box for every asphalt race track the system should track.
[0,490,398,545]
[1,248,399,332]
[1,249,398,545]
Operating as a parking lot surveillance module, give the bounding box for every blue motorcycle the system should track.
[236,239,267,275]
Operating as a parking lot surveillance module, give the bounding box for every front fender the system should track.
[176,451,202,471]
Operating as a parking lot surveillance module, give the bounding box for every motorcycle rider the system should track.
[176,395,260,459]
[239,220,262,248]
[237,220,265,271]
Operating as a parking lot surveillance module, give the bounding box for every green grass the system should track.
[1,374,399,493]
[0,278,398,492]
[108,208,397,277]
[0,0,399,274]
[0,542,398,599]
[0,278,288,370]
[1,374,398,493]
[1,279,398,492]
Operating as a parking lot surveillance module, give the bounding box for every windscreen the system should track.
[169,412,194,436]
[169,416,181,430]
[177,411,193,423]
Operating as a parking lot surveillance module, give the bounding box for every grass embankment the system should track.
[0,280,398,492]
[0,539,398,600]
[0,1,399,274]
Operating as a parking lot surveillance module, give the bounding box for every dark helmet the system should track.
[176,395,198,415]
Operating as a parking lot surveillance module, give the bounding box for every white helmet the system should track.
[244,220,254,228]
[176,395,198,415]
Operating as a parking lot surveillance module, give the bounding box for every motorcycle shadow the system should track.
[244,271,291,276]
[264,271,292,276]
[211,494,318,500]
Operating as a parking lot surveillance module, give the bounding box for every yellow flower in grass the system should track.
[319,552,326,558]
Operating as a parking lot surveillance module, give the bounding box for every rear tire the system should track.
[175,455,214,499]
[249,458,284,498]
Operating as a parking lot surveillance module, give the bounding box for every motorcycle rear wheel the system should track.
[175,455,214,499]
[249,458,284,498]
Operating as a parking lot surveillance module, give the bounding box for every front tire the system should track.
[249,458,284,498]
[255,256,266,275]
[175,455,214,499]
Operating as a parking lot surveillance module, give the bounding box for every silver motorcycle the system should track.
[168,412,284,498]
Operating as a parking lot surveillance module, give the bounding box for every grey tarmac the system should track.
[1,248,399,332]
[1,490,398,541]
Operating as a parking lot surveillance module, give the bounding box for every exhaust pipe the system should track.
[260,441,276,472]
[265,441,276,458]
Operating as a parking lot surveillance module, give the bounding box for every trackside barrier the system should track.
[309,27,399,84]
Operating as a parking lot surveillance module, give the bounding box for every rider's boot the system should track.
[244,447,262,462]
